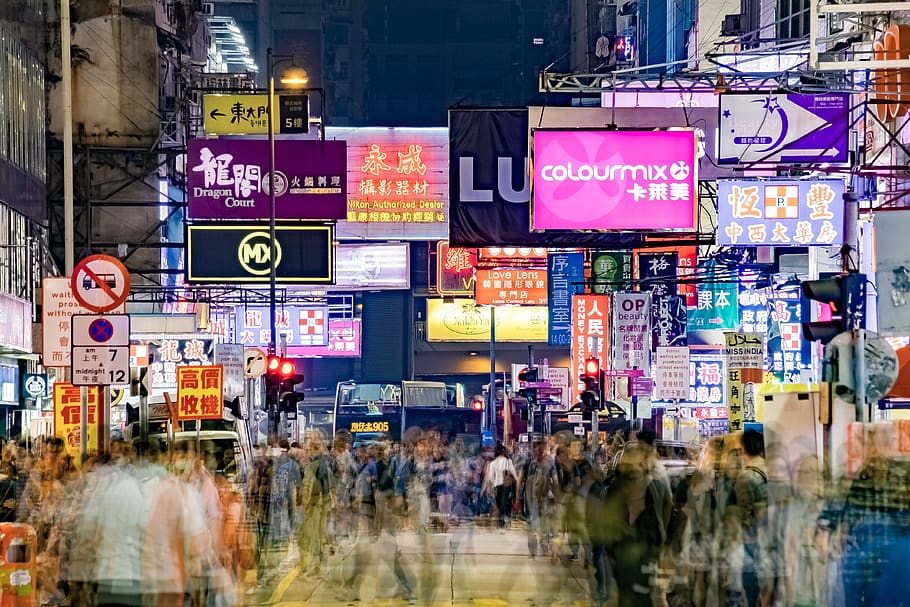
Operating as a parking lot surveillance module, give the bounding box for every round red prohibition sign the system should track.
[71,254,131,313]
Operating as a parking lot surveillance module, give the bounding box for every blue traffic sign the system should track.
[89,318,114,343]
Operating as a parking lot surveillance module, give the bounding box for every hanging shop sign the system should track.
[437,241,477,296]
[612,292,652,373]
[334,243,409,290]
[717,179,845,246]
[187,138,346,220]
[875,210,910,336]
[872,25,910,122]
[474,268,547,306]
[548,252,585,347]
[426,299,548,343]
[234,306,330,348]
[186,223,334,284]
[235,312,362,358]
[532,129,699,231]
[591,251,632,294]
[479,247,549,262]
[54,383,101,458]
[326,126,448,240]
[447,109,644,248]
[718,93,850,164]
[146,337,215,390]
[653,354,727,408]
[652,295,687,348]
[176,365,224,421]
[571,295,610,397]
[202,93,308,135]
[0,292,32,353]
[688,260,739,334]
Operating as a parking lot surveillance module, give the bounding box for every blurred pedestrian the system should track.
[484,444,518,531]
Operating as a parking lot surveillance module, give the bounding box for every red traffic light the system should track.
[584,357,600,377]
[267,356,296,379]
[472,399,484,411]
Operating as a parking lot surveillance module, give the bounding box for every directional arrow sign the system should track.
[209,109,226,119]
[719,92,850,164]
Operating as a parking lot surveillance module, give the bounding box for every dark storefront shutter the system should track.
[361,291,408,382]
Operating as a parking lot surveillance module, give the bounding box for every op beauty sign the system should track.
[531,129,698,231]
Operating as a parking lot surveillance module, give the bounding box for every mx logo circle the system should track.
[238,231,282,276]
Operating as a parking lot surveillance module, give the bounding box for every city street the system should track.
[247,524,594,607]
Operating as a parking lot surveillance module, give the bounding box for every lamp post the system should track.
[266,48,325,356]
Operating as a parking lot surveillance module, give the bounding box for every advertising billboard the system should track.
[716,179,845,246]
[548,252,585,347]
[234,312,362,358]
[186,224,334,284]
[448,109,644,248]
[334,243,409,290]
[474,268,547,306]
[187,139,347,220]
[718,93,850,164]
[327,127,448,240]
[426,299,548,342]
[532,129,699,231]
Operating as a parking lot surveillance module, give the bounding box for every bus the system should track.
[333,380,481,446]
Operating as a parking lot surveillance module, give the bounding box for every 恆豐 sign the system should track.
[187,138,347,220]
[532,129,698,231]
[716,179,845,246]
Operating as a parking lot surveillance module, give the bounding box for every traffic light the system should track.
[801,273,866,344]
[518,367,539,412]
[580,357,601,412]
[265,355,298,406]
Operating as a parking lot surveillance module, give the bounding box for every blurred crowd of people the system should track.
[9,426,910,607]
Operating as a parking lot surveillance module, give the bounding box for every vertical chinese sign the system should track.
[724,332,765,431]
[612,292,652,373]
[548,252,584,347]
[436,241,476,296]
[177,365,224,421]
[54,383,101,462]
[638,250,687,348]
[688,260,738,333]
[571,295,610,399]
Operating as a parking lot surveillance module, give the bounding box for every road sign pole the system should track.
[140,394,149,442]
[79,385,87,460]
[101,387,110,454]
[856,329,867,422]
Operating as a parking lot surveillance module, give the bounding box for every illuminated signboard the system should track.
[716,179,845,246]
[426,299,548,342]
[479,247,549,261]
[474,268,548,306]
[437,241,476,296]
[329,127,448,240]
[571,295,610,398]
[532,129,698,231]
[335,243,409,290]
[234,310,362,358]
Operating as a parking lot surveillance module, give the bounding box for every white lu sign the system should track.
[654,347,690,401]
[42,278,126,368]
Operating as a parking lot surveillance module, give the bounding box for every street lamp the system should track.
[266,48,328,358]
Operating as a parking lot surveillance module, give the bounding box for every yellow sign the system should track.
[727,368,743,432]
[54,383,101,463]
[176,365,224,420]
[350,421,390,433]
[203,94,277,135]
[426,298,549,342]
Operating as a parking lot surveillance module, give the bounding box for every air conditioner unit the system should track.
[721,14,745,36]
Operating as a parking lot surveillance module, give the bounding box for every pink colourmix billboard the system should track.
[532,129,698,231]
